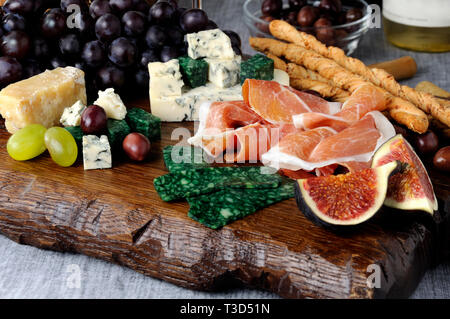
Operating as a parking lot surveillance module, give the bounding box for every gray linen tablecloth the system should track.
[0,0,449,299]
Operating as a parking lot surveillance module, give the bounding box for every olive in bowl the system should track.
[243,0,371,55]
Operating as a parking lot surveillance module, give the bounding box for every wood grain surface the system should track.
[0,100,449,299]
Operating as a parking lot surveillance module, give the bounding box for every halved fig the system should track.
[295,161,399,227]
[372,134,438,214]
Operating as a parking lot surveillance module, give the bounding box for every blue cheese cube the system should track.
[187,29,235,60]
[93,88,127,120]
[148,59,184,100]
[60,100,86,127]
[206,55,241,88]
[82,135,112,170]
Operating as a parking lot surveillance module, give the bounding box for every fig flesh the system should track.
[371,134,438,214]
[295,161,399,227]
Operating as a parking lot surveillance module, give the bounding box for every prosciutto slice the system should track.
[242,79,341,124]
[189,101,300,162]
[293,84,387,131]
[262,111,395,171]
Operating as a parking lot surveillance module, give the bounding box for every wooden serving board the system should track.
[0,101,449,299]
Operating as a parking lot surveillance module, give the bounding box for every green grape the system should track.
[44,127,78,167]
[7,124,47,161]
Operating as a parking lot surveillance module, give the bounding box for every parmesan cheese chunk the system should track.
[0,67,87,133]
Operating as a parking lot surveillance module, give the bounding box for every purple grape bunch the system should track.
[0,0,242,98]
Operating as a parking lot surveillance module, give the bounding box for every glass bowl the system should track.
[243,0,372,55]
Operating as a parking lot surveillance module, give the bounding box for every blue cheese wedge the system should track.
[206,55,241,88]
[187,29,235,60]
[148,59,184,100]
[82,135,112,170]
[93,88,127,120]
[60,100,86,127]
[151,83,243,121]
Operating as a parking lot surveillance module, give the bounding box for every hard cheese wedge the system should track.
[0,67,87,133]
[154,166,283,201]
[187,179,295,229]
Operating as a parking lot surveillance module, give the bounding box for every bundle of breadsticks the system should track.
[249,20,450,135]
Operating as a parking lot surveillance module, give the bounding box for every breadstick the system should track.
[290,78,350,102]
[269,20,449,128]
[249,37,429,133]
[286,63,329,82]
[266,53,287,71]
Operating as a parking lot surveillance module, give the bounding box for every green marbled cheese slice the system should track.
[187,180,295,229]
[154,166,282,201]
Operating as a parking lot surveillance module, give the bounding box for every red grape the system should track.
[139,49,160,68]
[0,56,22,86]
[1,30,31,60]
[59,33,81,57]
[31,37,50,59]
[110,0,134,14]
[122,11,147,37]
[89,0,111,19]
[133,0,150,13]
[149,1,175,25]
[2,13,27,32]
[108,37,136,67]
[160,46,178,62]
[145,25,168,48]
[96,65,125,90]
[81,105,107,135]
[95,13,121,43]
[41,9,66,38]
[166,26,184,46]
[204,20,218,30]
[134,69,149,88]
[161,0,178,10]
[3,0,34,16]
[82,40,105,67]
[223,30,241,47]
[180,8,209,33]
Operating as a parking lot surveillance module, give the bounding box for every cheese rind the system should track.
[206,55,241,88]
[93,88,127,120]
[0,67,87,133]
[150,83,243,122]
[148,59,184,100]
[60,100,86,126]
[82,135,112,170]
[187,29,235,60]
